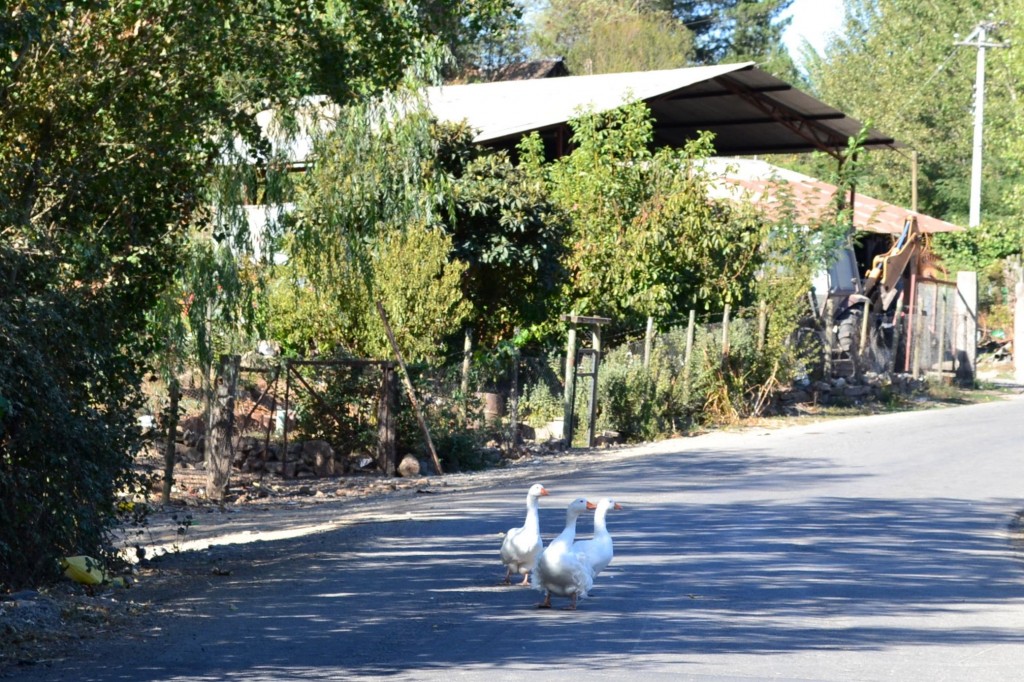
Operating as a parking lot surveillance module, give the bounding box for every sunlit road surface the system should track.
[12,395,1024,682]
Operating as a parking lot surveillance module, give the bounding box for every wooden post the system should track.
[721,303,731,362]
[956,270,978,386]
[683,309,696,400]
[643,316,655,369]
[560,315,610,448]
[859,299,871,366]
[377,364,398,476]
[563,322,578,448]
[823,298,834,378]
[509,338,520,447]
[912,287,925,378]
[890,294,905,374]
[161,379,180,505]
[460,329,472,396]
[205,354,239,503]
[756,301,767,352]
[1014,271,1024,385]
[376,301,444,476]
[952,288,961,379]
[261,367,279,472]
[586,325,603,448]
[930,282,940,372]
[936,287,948,379]
[282,360,291,475]
[904,272,918,373]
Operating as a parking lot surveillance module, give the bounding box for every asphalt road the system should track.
[12,396,1024,681]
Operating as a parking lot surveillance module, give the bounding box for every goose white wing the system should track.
[573,535,613,577]
[532,544,593,600]
[501,524,542,573]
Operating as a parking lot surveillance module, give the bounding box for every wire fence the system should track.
[144,283,974,486]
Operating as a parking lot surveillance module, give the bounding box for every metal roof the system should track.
[425,62,899,157]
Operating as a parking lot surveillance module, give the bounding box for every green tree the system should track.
[286,109,571,357]
[289,93,471,364]
[0,0,507,588]
[531,0,694,74]
[440,124,569,344]
[544,101,768,334]
[417,0,525,79]
[803,0,1023,222]
[269,223,471,364]
[662,0,794,68]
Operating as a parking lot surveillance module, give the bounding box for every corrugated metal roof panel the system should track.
[426,63,899,156]
[426,63,756,144]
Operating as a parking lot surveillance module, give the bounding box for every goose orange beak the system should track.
[586,501,597,510]
[539,487,549,496]
[613,502,623,510]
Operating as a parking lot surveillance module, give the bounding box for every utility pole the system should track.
[956,21,1006,227]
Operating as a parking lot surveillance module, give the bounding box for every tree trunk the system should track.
[205,354,239,503]
[1014,265,1024,385]
[160,379,180,505]
[377,365,398,476]
[376,302,443,475]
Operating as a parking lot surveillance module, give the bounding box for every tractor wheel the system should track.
[835,309,861,359]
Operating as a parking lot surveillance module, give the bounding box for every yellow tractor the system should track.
[801,216,925,378]
[831,216,922,374]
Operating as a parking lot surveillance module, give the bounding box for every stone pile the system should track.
[779,372,927,407]
[166,415,380,480]
[233,437,346,478]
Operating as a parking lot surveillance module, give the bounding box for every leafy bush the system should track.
[1,249,149,587]
[512,350,563,428]
[594,342,688,442]
[543,102,770,337]
[932,221,1024,342]
[688,321,754,425]
[392,364,490,473]
[290,362,383,457]
[518,378,564,428]
[587,309,814,442]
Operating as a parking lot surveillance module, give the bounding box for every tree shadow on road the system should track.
[61,444,1024,681]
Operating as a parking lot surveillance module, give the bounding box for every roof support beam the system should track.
[658,83,793,101]
[681,140,867,156]
[657,111,848,129]
[713,75,863,159]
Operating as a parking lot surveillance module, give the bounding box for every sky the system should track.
[781,0,845,57]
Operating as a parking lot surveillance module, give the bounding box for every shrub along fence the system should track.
[146,276,977,494]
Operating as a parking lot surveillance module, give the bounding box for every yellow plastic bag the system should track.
[60,555,107,586]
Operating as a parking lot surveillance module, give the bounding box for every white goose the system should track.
[573,497,622,579]
[531,497,596,609]
[500,483,549,585]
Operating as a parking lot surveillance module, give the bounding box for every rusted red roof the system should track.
[707,158,963,235]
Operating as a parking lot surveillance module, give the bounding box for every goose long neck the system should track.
[593,507,608,535]
[524,495,541,528]
[558,510,581,543]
